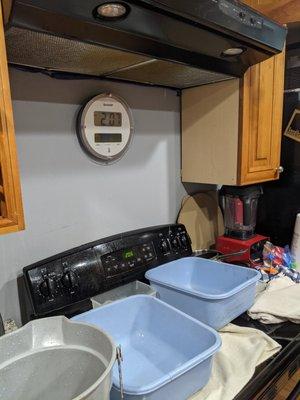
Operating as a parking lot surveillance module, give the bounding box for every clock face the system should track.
[77,93,134,164]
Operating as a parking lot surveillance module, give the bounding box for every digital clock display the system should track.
[122,249,135,260]
[94,111,122,127]
[77,93,133,164]
[94,133,122,143]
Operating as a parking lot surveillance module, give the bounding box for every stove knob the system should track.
[180,234,188,247]
[61,271,77,288]
[170,237,179,249]
[160,239,169,253]
[39,277,56,297]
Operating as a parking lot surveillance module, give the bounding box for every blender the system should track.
[216,185,268,265]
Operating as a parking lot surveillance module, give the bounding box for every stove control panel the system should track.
[24,248,105,317]
[101,242,156,278]
[23,224,192,318]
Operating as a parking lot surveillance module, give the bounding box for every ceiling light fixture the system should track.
[95,3,129,20]
[222,47,246,57]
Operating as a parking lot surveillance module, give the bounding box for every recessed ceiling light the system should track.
[96,3,129,19]
[222,47,246,56]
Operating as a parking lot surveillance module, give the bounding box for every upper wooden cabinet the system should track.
[181,50,285,186]
[241,1,300,24]
[0,3,24,234]
[239,50,285,185]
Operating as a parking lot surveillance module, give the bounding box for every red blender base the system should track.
[216,234,269,265]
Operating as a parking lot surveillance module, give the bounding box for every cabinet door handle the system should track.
[276,166,284,173]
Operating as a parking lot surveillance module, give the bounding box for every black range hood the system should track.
[3,0,287,89]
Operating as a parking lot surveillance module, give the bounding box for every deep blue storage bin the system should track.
[145,257,261,330]
[73,295,221,400]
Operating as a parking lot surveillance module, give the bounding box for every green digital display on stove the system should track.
[122,249,135,260]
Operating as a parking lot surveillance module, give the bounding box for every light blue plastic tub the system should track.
[73,295,221,400]
[145,257,261,330]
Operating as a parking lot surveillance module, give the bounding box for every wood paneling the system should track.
[241,0,300,24]
[1,0,13,24]
[252,366,300,400]
[0,1,24,234]
[275,371,300,400]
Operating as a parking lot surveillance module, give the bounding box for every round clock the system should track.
[77,93,134,164]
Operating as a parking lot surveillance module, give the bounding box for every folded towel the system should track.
[248,275,300,324]
[190,324,281,400]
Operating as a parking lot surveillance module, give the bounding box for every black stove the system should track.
[20,224,192,321]
[19,223,299,400]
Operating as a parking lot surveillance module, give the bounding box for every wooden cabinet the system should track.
[181,50,285,186]
[0,3,24,234]
[238,50,285,185]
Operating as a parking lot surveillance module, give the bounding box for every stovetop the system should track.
[234,312,300,342]
[233,314,300,400]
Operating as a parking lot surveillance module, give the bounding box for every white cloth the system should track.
[248,275,300,324]
[190,324,281,400]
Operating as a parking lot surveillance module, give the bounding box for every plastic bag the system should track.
[262,241,300,283]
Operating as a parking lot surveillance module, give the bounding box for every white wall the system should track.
[0,68,186,324]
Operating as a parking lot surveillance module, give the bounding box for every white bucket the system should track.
[0,316,116,400]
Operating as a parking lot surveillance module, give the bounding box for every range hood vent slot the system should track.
[106,59,232,88]
[6,27,150,77]
[5,27,232,89]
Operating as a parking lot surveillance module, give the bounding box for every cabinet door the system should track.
[238,50,285,185]
[0,3,24,234]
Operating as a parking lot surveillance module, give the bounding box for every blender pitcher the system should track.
[220,185,263,240]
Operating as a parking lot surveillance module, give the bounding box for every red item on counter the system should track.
[216,234,269,266]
